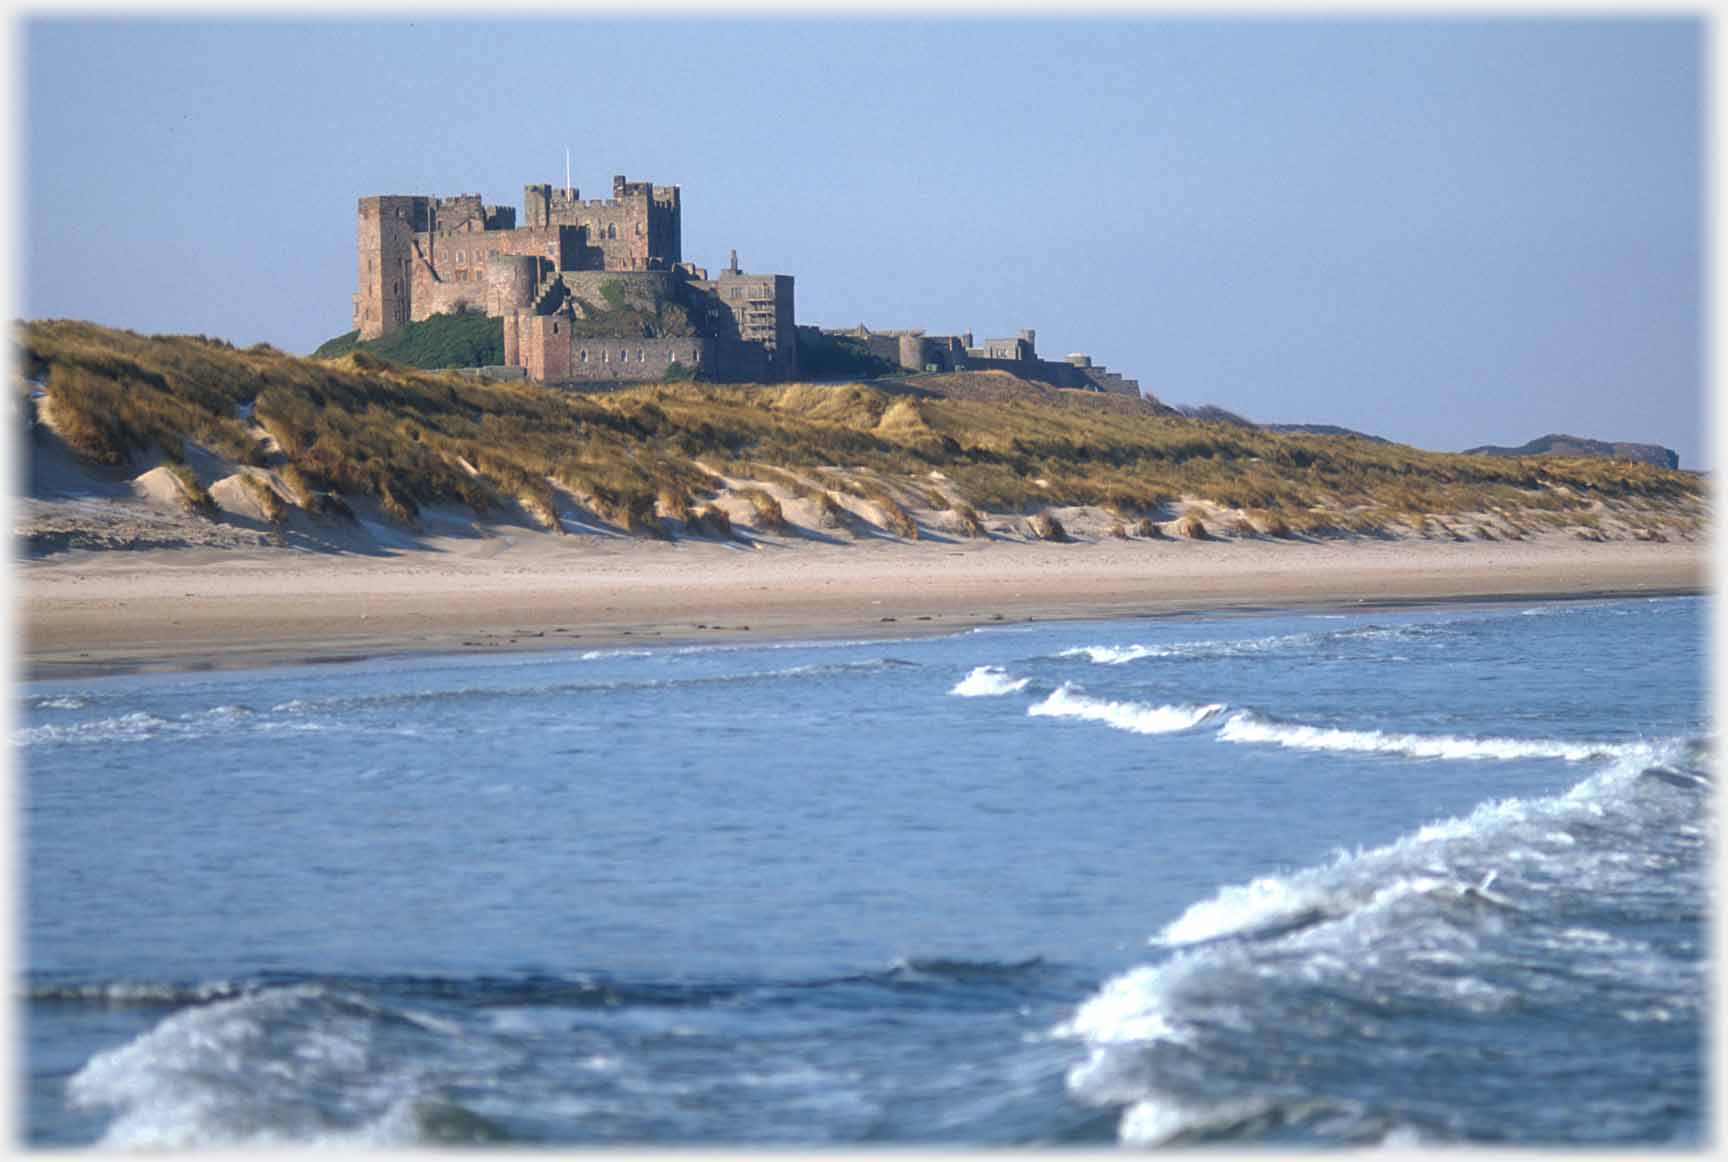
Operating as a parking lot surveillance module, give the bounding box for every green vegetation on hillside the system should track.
[18,319,1704,539]
[794,330,899,380]
[313,309,505,369]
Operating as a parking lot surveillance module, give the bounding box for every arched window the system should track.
[637,348,645,362]
[553,322,559,334]
[619,349,628,363]
[607,224,617,240]
[580,349,588,363]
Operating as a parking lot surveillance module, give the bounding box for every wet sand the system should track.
[17,534,1707,679]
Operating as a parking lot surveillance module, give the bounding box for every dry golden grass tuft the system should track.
[166,463,218,518]
[240,472,286,524]
[951,502,986,538]
[690,504,734,539]
[1028,512,1068,542]
[1244,508,1294,538]
[738,487,790,533]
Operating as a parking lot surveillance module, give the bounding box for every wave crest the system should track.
[1027,685,1225,734]
[1217,711,1630,762]
[949,666,1031,697]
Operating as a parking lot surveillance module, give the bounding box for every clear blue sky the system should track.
[22,16,1705,467]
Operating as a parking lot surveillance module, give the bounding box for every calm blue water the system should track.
[19,596,1709,1147]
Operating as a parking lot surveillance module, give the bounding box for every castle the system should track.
[352,173,1140,397]
[354,175,795,383]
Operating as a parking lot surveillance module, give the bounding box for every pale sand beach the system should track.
[18,533,1707,678]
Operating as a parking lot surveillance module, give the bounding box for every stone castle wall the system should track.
[510,313,711,384]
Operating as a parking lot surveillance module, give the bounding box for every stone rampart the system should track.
[564,336,712,383]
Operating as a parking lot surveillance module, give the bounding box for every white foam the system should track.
[1027,684,1225,734]
[1118,1093,1283,1147]
[14,711,172,748]
[31,695,90,710]
[1154,877,1338,947]
[1217,710,1628,763]
[1059,644,1164,665]
[949,665,1031,697]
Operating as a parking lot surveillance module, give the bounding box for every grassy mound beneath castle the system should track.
[18,318,1704,542]
[313,310,505,369]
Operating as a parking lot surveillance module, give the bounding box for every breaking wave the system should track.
[1058,737,1709,1145]
[63,984,513,1148]
[1017,689,1637,765]
[1027,685,1225,735]
[48,955,1078,1148]
[949,666,1031,697]
[1216,710,1634,763]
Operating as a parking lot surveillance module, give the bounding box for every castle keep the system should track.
[354,174,796,384]
[352,172,1140,397]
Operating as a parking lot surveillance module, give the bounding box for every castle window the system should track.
[603,350,609,363]
[607,224,617,240]
[637,349,645,363]
[553,322,559,334]
[580,349,588,363]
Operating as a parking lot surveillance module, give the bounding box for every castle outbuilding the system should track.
[353,175,797,384]
[805,325,1143,398]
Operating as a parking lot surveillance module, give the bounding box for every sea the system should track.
[17,594,1710,1148]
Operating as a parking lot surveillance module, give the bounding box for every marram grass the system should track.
[17,319,1705,541]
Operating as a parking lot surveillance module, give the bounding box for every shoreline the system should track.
[18,536,1708,681]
